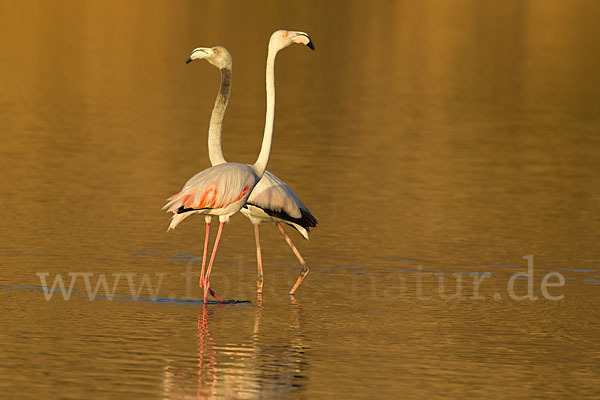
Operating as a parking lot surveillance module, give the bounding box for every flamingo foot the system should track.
[209,288,224,303]
[202,285,224,303]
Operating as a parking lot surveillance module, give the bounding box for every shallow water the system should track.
[1,0,599,399]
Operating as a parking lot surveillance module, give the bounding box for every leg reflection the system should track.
[197,304,218,398]
[188,298,309,399]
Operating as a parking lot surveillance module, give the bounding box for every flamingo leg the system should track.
[203,222,226,304]
[276,222,310,295]
[253,224,264,294]
[199,221,211,288]
[198,220,224,302]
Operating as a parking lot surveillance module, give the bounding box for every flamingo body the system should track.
[241,170,317,240]
[163,162,258,230]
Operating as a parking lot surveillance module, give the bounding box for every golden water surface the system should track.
[1,1,599,399]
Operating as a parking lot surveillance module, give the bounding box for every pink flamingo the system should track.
[186,42,317,296]
[163,30,314,303]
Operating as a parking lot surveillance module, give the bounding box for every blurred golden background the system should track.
[0,1,598,399]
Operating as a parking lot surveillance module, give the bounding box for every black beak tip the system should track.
[307,40,315,51]
[185,58,192,64]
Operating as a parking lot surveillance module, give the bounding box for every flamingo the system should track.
[186,43,317,295]
[163,30,314,303]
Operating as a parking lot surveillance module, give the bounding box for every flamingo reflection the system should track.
[162,298,308,399]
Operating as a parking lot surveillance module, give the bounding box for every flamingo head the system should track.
[269,30,315,53]
[186,46,232,69]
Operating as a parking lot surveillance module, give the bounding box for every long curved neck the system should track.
[252,45,278,177]
[208,66,231,166]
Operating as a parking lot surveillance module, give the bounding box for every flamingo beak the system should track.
[291,33,315,51]
[186,47,212,64]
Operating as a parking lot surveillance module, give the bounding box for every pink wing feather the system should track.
[163,162,258,230]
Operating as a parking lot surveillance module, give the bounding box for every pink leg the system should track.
[198,221,224,302]
[254,224,264,294]
[198,222,223,302]
[276,222,310,295]
[199,221,211,288]
[203,222,226,304]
